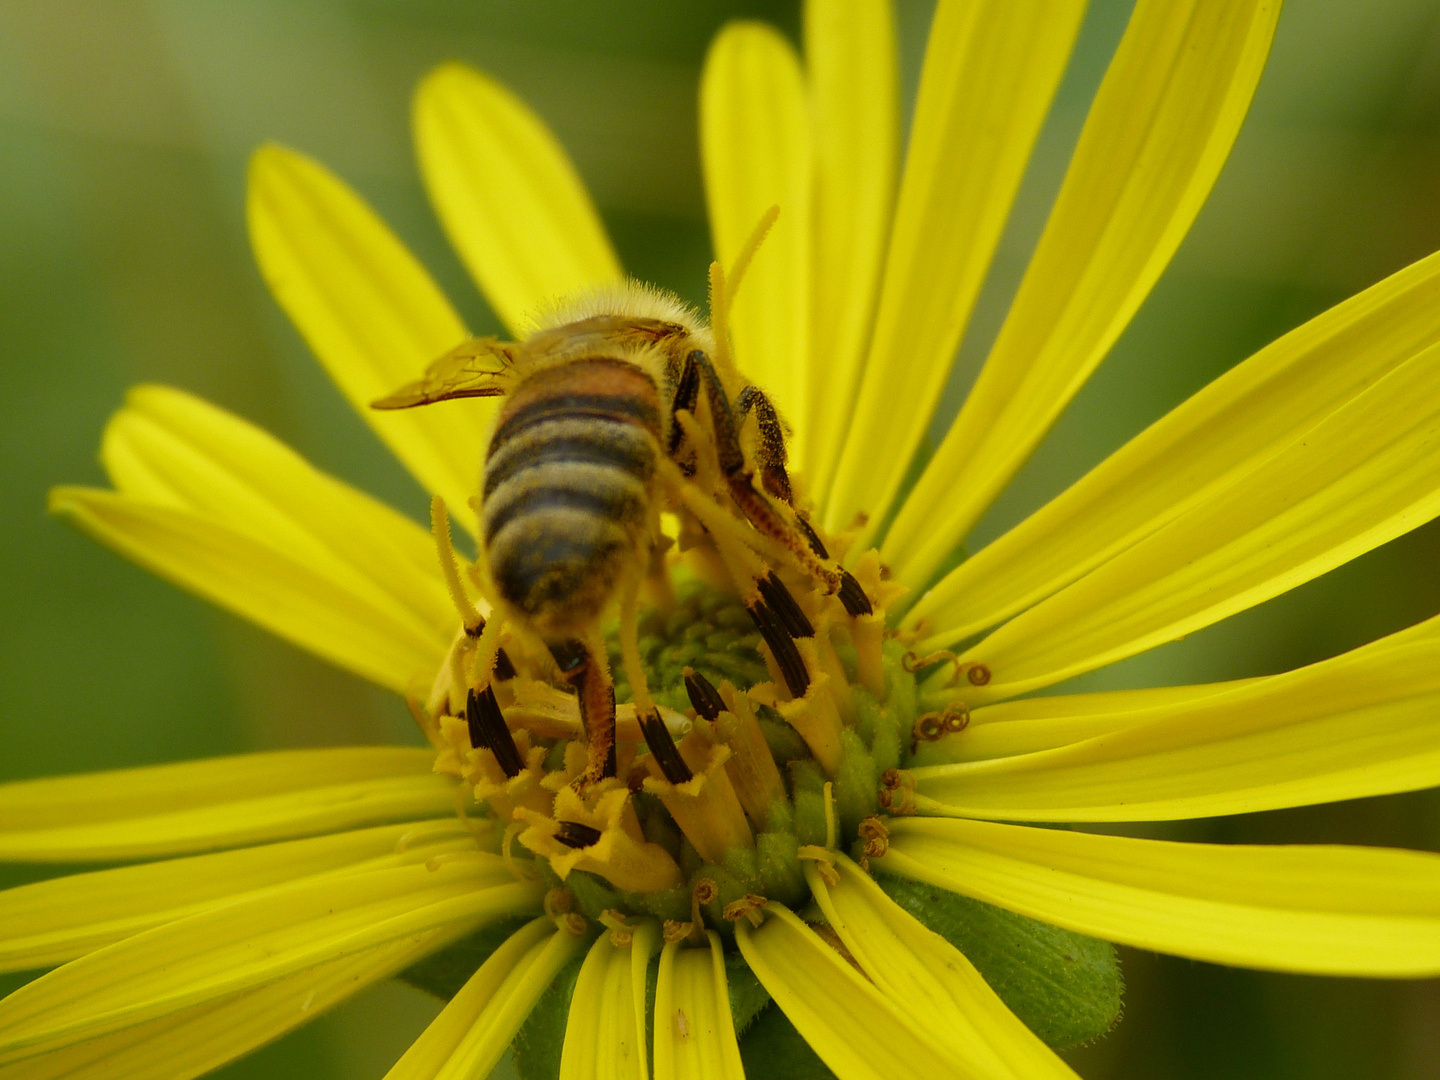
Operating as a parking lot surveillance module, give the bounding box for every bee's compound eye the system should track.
[548,639,589,675]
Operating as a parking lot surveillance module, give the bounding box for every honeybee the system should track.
[374,282,871,788]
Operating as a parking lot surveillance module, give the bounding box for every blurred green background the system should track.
[3,0,1440,1076]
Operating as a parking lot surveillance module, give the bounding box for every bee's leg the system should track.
[550,633,617,788]
[618,577,692,784]
[658,454,814,700]
[733,385,793,507]
[687,351,873,617]
[733,384,848,567]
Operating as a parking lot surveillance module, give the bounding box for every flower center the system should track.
[423,544,923,940]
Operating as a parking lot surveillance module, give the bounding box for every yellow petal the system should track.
[0,861,539,1063]
[560,920,660,1080]
[801,0,897,493]
[807,855,1077,1079]
[386,917,585,1080]
[884,0,1281,581]
[0,820,474,973]
[701,22,812,447]
[653,930,744,1080]
[916,677,1259,763]
[943,339,1440,702]
[51,487,449,695]
[905,245,1440,654]
[414,63,622,336]
[0,747,456,862]
[823,0,1085,535]
[104,385,455,638]
[913,615,1440,820]
[247,143,492,525]
[0,929,451,1080]
[881,818,1440,976]
[734,904,972,1080]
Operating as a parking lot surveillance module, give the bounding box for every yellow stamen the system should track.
[430,496,483,634]
[823,781,837,850]
[641,726,754,865]
[797,844,840,887]
[713,681,785,828]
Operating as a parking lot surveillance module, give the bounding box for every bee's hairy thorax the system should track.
[482,355,663,639]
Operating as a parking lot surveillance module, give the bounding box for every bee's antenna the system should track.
[709,203,780,376]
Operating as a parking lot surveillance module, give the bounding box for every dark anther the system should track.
[555,821,603,849]
[640,710,694,785]
[795,515,829,559]
[684,668,727,722]
[549,639,589,676]
[967,663,992,687]
[747,599,811,698]
[758,571,814,639]
[465,686,524,778]
[838,569,874,617]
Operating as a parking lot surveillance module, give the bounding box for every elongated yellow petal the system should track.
[915,678,1259,763]
[0,747,456,862]
[735,904,972,1079]
[103,385,454,640]
[913,616,1440,820]
[0,929,453,1080]
[881,818,1440,976]
[801,0,897,493]
[701,22,812,445]
[560,920,660,1080]
[807,855,1077,1079]
[944,340,1440,702]
[247,143,491,525]
[823,0,1085,534]
[51,487,449,694]
[0,862,539,1064]
[906,248,1440,653]
[885,0,1280,580]
[414,63,621,336]
[387,917,585,1080]
[653,931,744,1080]
[0,820,474,973]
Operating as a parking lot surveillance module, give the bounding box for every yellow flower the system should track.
[7,1,1440,1078]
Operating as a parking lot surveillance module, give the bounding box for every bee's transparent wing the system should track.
[370,337,515,409]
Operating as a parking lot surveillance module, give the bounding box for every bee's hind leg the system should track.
[688,351,873,617]
[549,632,617,789]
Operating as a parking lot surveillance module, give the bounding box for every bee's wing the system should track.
[370,337,515,409]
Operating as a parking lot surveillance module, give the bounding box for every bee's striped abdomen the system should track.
[483,357,661,639]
